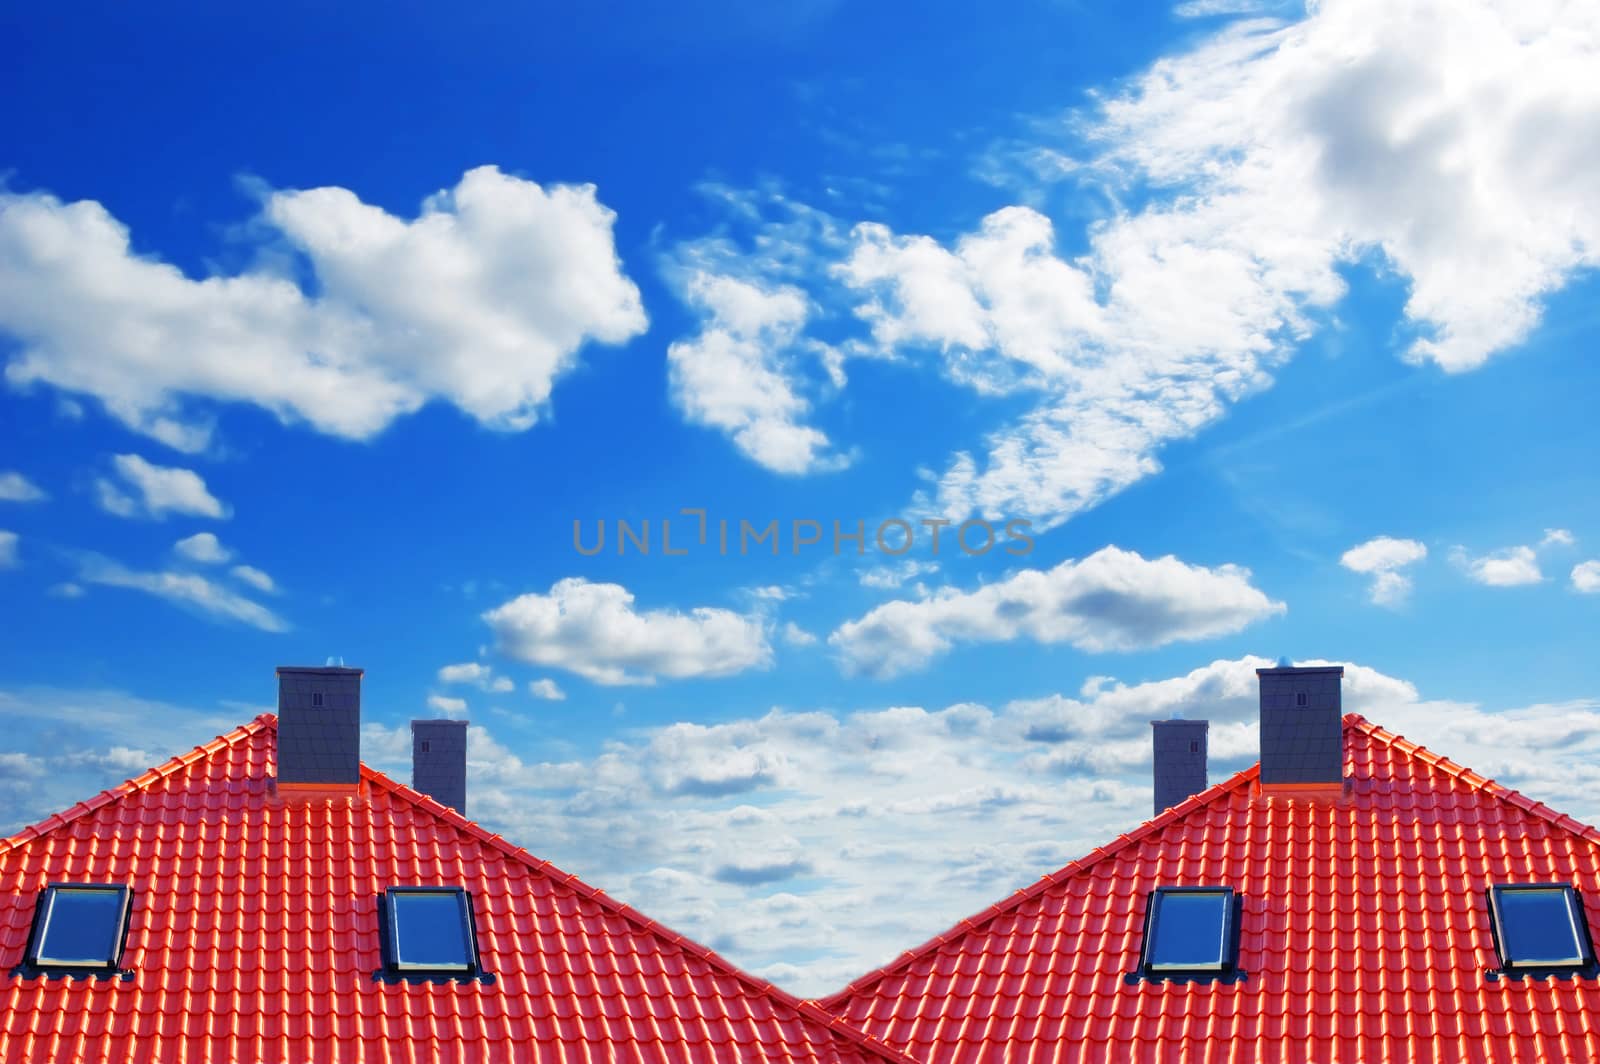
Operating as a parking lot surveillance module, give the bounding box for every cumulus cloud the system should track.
[1572,561,1600,594]
[663,189,854,475]
[0,530,17,568]
[76,554,287,631]
[426,694,468,717]
[438,662,514,693]
[230,565,276,593]
[858,559,939,590]
[0,472,46,503]
[829,1,1600,529]
[667,271,843,474]
[174,532,233,564]
[1451,529,1584,588]
[829,546,1284,677]
[1451,544,1544,587]
[527,678,566,701]
[94,454,229,520]
[484,578,773,685]
[1339,535,1427,606]
[0,166,646,450]
[780,622,818,647]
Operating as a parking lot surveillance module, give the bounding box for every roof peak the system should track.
[0,711,920,1064]
[816,711,1600,1011]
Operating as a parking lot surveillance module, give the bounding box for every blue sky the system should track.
[3,0,1599,994]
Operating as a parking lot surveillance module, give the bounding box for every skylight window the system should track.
[25,884,133,971]
[1489,884,1595,972]
[382,887,480,974]
[1139,886,1238,977]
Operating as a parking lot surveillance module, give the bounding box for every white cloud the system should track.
[527,678,566,701]
[1174,0,1289,16]
[0,530,16,568]
[667,271,841,475]
[0,166,646,450]
[1451,544,1544,587]
[831,2,1600,529]
[829,546,1284,677]
[426,694,468,717]
[484,578,773,685]
[94,454,229,520]
[230,564,276,593]
[1339,535,1427,606]
[48,582,84,598]
[780,621,818,647]
[1542,528,1577,548]
[76,554,287,631]
[0,472,46,503]
[858,559,939,590]
[174,532,233,564]
[438,661,514,693]
[1572,561,1600,594]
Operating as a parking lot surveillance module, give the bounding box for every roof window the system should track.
[23,884,133,974]
[1489,884,1595,973]
[1137,886,1238,979]
[380,887,483,979]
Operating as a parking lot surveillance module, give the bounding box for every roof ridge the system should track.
[0,714,273,859]
[1348,713,1600,847]
[813,755,1262,1011]
[1,712,917,1064]
[356,744,924,1064]
[819,714,1600,1014]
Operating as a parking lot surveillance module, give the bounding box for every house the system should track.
[820,665,1600,1063]
[0,666,915,1064]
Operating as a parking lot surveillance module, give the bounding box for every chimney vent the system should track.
[412,719,468,813]
[1257,664,1344,786]
[1152,719,1209,815]
[276,666,363,785]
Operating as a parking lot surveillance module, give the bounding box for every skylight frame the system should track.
[1487,883,1597,974]
[381,886,482,977]
[1137,885,1240,980]
[23,883,134,974]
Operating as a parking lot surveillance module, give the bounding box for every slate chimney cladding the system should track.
[1151,719,1209,816]
[412,719,468,814]
[275,666,362,785]
[1257,664,1344,786]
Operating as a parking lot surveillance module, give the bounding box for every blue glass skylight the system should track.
[1490,885,1594,970]
[385,887,478,972]
[28,885,132,969]
[1141,887,1236,975]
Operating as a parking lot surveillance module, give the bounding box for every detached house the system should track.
[0,667,914,1064]
[820,665,1600,1063]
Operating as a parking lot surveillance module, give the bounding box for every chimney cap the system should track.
[276,665,365,676]
[1255,664,1344,677]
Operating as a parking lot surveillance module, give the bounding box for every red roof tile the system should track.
[820,715,1600,1063]
[0,715,916,1064]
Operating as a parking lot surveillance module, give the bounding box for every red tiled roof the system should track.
[820,715,1600,1064]
[0,715,916,1064]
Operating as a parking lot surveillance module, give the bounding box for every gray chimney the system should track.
[1257,664,1344,786]
[412,719,468,813]
[276,666,363,785]
[1152,719,1209,815]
